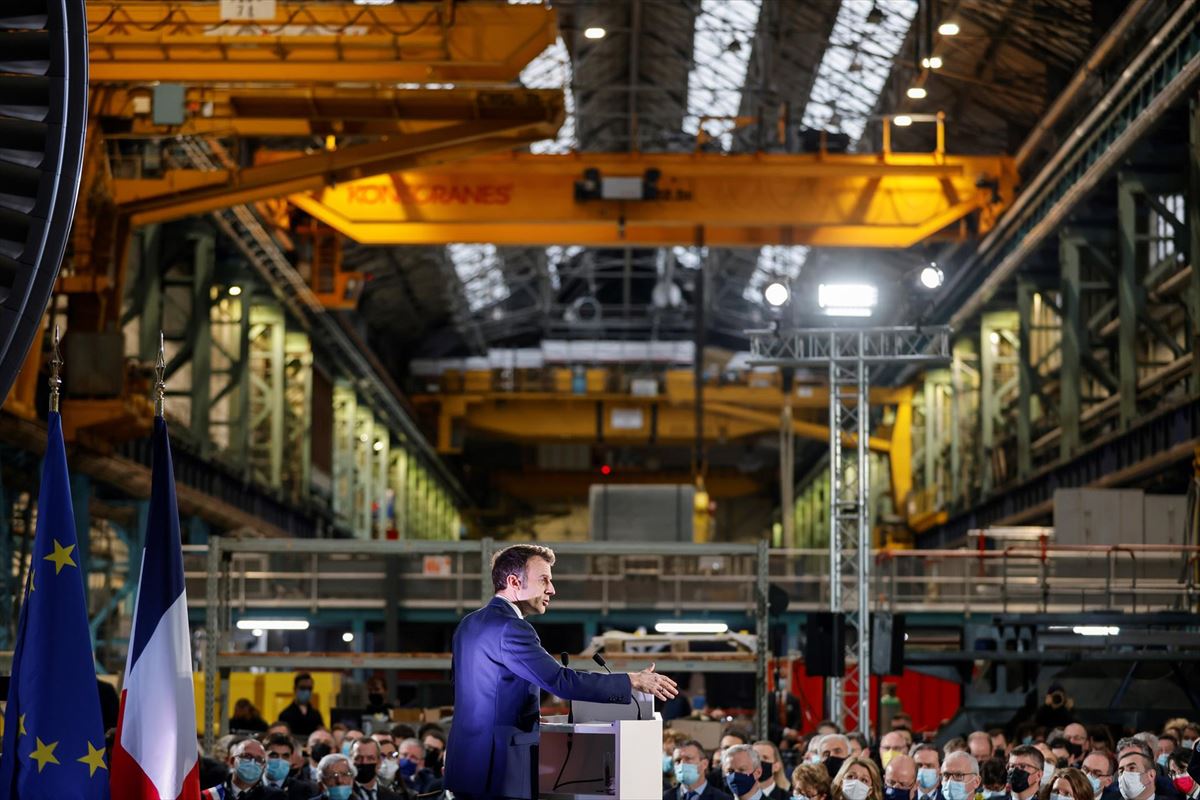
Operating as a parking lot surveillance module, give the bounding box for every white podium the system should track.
[538,712,663,799]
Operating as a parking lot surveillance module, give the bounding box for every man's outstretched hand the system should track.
[629,663,679,701]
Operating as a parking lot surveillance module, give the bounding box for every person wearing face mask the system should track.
[1081,752,1116,799]
[940,751,982,800]
[792,763,833,800]
[970,733,996,765]
[375,739,402,791]
[754,740,792,800]
[1158,739,1180,773]
[1064,726,1091,768]
[912,745,943,800]
[724,745,770,800]
[305,730,336,784]
[341,730,365,758]
[351,737,409,800]
[832,757,884,800]
[201,739,287,800]
[315,753,358,800]
[1044,767,1095,800]
[1108,739,1180,800]
[419,725,446,781]
[1166,748,1200,800]
[884,754,918,800]
[666,739,733,800]
[398,737,443,796]
[1009,745,1048,800]
[279,674,326,738]
[1115,751,1159,800]
[363,677,392,719]
[821,735,854,782]
[879,733,909,772]
[981,758,1010,800]
[262,733,318,800]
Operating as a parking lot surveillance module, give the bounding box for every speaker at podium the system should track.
[538,691,662,799]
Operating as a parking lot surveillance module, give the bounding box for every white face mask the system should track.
[1119,772,1147,800]
[1041,770,1055,787]
[844,780,871,800]
[795,795,811,800]
[1051,794,1072,800]
[377,759,399,785]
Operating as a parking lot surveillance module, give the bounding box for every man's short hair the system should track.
[723,728,752,745]
[491,544,556,592]
[943,751,980,775]
[1009,745,1045,769]
[419,724,446,745]
[722,744,762,772]
[849,732,869,749]
[678,739,709,762]
[351,738,379,758]
[294,672,313,688]
[316,753,356,782]
[911,743,939,760]
[390,724,417,740]
[1119,750,1155,773]
[944,738,967,755]
[265,733,294,754]
[1117,738,1154,761]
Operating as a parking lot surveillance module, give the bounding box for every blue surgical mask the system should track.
[341,741,354,757]
[1185,740,1196,750]
[727,772,759,797]
[886,787,912,800]
[664,754,675,773]
[943,780,970,800]
[265,758,290,783]
[676,763,701,787]
[235,758,264,784]
[1022,737,1034,745]
[1087,775,1103,795]
[296,688,312,703]
[399,757,418,779]
[918,769,939,790]
[1157,755,1169,769]
[327,786,353,800]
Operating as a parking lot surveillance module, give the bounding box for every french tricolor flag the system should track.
[110,417,201,800]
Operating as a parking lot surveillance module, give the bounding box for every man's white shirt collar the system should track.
[499,595,524,619]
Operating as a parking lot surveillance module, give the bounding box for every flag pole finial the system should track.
[48,324,62,413]
[155,330,166,417]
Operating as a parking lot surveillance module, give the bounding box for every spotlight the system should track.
[236,619,310,631]
[373,440,384,452]
[342,632,355,643]
[938,21,960,36]
[818,283,878,317]
[655,621,729,634]
[921,56,943,69]
[764,282,789,307]
[584,26,606,40]
[906,86,927,100]
[919,264,944,289]
[893,115,913,127]
[228,285,243,297]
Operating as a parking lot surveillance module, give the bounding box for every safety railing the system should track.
[183,541,1200,617]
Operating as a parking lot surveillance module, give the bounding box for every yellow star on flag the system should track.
[18,713,26,737]
[78,741,107,777]
[43,539,76,574]
[29,737,59,772]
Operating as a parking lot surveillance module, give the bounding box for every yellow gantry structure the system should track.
[289,150,1017,249]
[85,1,558,84]
[412,369,916,512]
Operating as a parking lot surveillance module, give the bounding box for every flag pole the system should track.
[155,329,165,417]
[48,324,61,413]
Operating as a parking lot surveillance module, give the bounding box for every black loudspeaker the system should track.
[871,613,907,675]
[805,612,845,677]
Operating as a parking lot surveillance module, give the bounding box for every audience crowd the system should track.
[85,673,1200,800]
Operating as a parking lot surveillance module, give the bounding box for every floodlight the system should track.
[818,283,878,317]
[584,26,606,39]
[919,265,944,289]
[1073,626,1119,636]
[906,86,927,100]
[893,115,913,127]
[938,22,960,35]
[236,619,310,631]
[228,285,243,297]
[342,632,355,643]
[764,282,789,307]
[654,621,729,634]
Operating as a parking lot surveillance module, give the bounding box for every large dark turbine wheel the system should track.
[0,0,87,403]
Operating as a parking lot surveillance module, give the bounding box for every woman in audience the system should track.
[1166,748,1200,800]
[1039,767,1094,800]
[830,757,883,800]
[791,763,832,800]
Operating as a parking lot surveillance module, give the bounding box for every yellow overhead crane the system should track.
[85,0,558,84]
[288,147,1016,249]
[413,369,916,513]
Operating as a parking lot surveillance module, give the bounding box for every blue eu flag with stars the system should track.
[0,412,110,799]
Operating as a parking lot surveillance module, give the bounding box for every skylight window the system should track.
[521,36,576,154]
[545,245,582,291]
[801,0,919,143]
[683,0,763,150]
[448,243,509,312]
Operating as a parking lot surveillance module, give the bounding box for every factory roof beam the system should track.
[85,0,558,84]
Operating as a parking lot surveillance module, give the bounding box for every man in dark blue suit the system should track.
[445,544,679,800]
[665,739,733,800]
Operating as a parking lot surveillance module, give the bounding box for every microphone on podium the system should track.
[561,652,570,668]
[592,652,611,673]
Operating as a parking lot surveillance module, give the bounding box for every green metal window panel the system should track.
[950,338,980,508]
[391,446,409,537]
[247,303,287,489]
[332,380,358,528]
[373,433,390,538]
[207,292,250,460]
[353,406,377,539]
[979,312,1019,495]
[283,331,313,503]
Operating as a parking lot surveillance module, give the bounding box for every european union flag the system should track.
[0,412,110,799]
